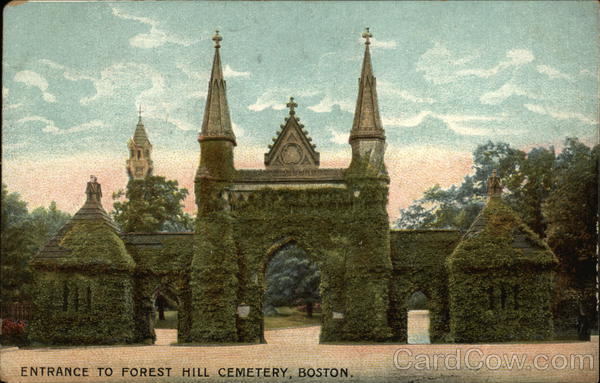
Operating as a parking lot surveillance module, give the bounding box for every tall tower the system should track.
[190,31,240,343]
[348,28,386,176]
[126,107,153,179]
[195,30,237,210]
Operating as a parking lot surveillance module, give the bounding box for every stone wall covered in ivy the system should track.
[388,230,461,342]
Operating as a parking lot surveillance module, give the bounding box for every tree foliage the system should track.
[1,184,70,306]
[112,176,193,232]
[264,245,320,317]
[395,140,558,237]
[542,138,598,333]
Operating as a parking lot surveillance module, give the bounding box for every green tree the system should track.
[1,184,71,306]
[542,138,598,337]
[112,176,193,232]
[395,141,555,236]
[264,245,320,317]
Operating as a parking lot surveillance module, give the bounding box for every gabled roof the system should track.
[264,97,319,170]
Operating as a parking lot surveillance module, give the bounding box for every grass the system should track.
[154,310,178,329]
[154,307,321,330]
[264,306,322,329]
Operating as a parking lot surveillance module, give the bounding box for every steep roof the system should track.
[349,28,385,143]
[132,115,151,147]
[31,180,131,271]
[449,196,558,271]
[198,30,236,145]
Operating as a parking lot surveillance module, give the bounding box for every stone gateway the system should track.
[28,29,557,345]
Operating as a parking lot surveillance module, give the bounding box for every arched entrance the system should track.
[406,291,430,344]
[262,240,321,343]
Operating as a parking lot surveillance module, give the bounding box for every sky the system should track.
[2,1,599,220]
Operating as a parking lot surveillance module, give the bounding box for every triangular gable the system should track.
[264,111,320,170]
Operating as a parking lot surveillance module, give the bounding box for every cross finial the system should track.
[213,30,222,48]
[362,27,373,45]
[137,104,143,123]
[286,97,297,115]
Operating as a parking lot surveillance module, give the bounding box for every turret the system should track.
[348,28,386,177]
[126,107,153,179]
[195,30,237,210]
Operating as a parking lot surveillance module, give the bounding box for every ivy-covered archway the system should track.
[190,184,393,343]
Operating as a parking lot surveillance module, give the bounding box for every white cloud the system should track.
[2,86,23,110]
[248,88,318,112]
[166,118,196,131]
[248,94,288,112]
[223,65,251,78]
[358,37,397,50]
[13,70,56,102]
[456,49,534,79]
[416,43,479,84]
[16,115,59,133]
[524,103,598,125]
[328,127,348,145]
[176,63,209,81]
[75,62,165,106]
[232,121,245,137]
[480,82,539,105]
[536,65,573,81]
[16,116,108,134]
[111,7,196,48]
[417,44,535,84]
[379,81,435,104]
[383,111,432,127]
[307,95,354,113]
[383,110,507,136]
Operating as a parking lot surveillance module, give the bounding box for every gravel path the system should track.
[1,327,597,383]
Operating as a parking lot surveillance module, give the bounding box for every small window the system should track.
[62,282,69,311]
[137,150,141,159]
[487,287,494,310]
[86,286,92,312]
[73,287,79,312]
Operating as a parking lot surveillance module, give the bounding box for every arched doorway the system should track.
[153,284,179,329]
[261,240,322,344]
[406,291,430,344]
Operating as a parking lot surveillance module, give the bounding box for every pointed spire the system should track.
[199,30,236,145]
[349,27,385,143]
[133,105,150,146]
[137,104,143,124]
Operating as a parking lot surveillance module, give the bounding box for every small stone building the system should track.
[29,178,137,344]
[447,172,558,342]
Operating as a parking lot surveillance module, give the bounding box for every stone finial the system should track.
[486,169,503,197]
[286,97,297,115]
[85,175,102,203]
[362,27,373,45]
[212,30,222,48]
